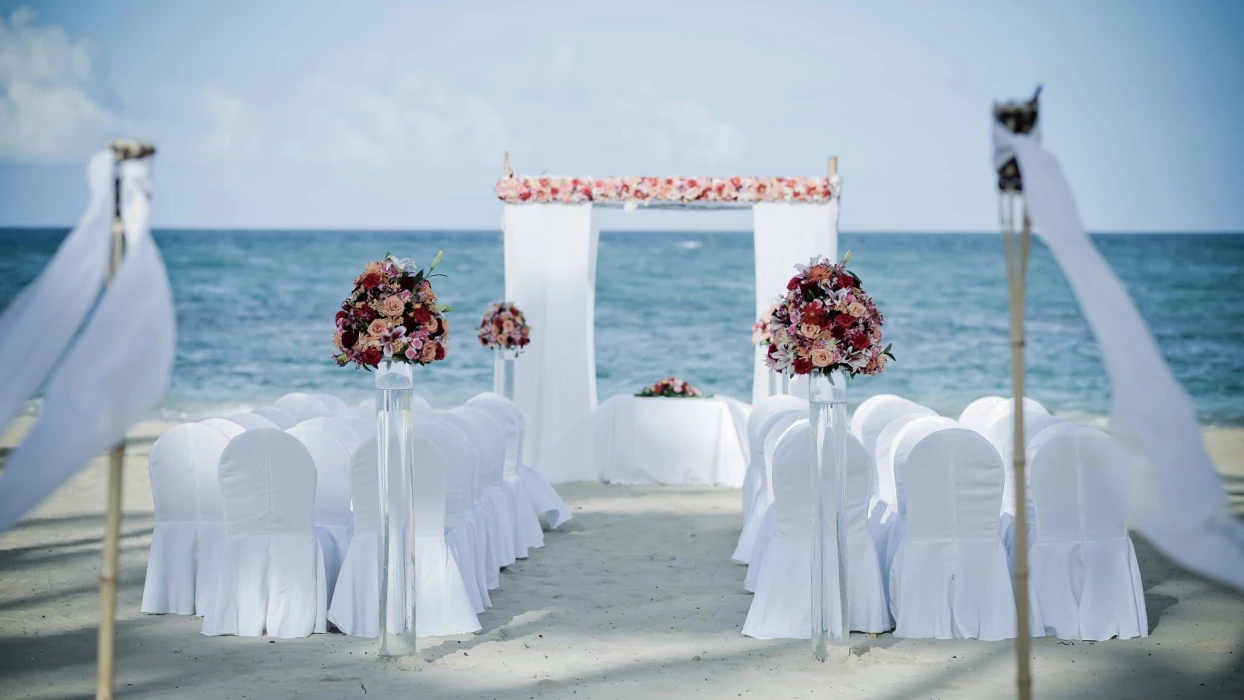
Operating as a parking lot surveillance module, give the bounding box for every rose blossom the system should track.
[799,323,821,338]
[420,342,437,362]
[847,301,867,317]
[501,319,515,334]
[810,348,833,367]
[380,295,406,317]
[426,316,440,333]
[368,319,389,338]
[360,272,382,290]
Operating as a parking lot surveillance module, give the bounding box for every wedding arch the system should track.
[495,156,843,480]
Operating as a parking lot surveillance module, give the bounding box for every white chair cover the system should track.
[843,433,890,632]
[430,413,490,613]
[412,394,433,414]
[224,412,279,431]
[453,406,518,577]
[251,405,298,430]
[880,416,961,575]
[850,394,936,462]
[470,394,572,529]
[312,392,350,416]
[889,428,1016,640]
[978,397,1048,435]
[353,397,375,417]
[201,429,327,637]
[467,393,546,557]
[341,414,375,443]
[440,410,496,595]
[741,407,807,587]
[743,420,823,639]
[868,412,933,551]
[287,421,354,600]
[273,392,331,422]
[296,416,363,457]
[328,433,481,637]
[982,408,1064,518]
[1027,423,1147,640]
[141,424,229,615]
[198,418,246,440]
[957,396,1006,433]
[734,395,805,564]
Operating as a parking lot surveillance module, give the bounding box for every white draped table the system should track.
[582,395,750,486]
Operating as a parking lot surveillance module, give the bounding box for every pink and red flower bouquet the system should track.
[636,377,712,399]
[764,252,894,378]
[752,299,780,346]
[334,253,451,370]
[478,301,531,353]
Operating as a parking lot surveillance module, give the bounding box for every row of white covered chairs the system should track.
[736,392,1147,642]
[141,390,571,638]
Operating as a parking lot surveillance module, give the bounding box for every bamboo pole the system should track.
[95,139,153,700]
[1002,194,1034,700]
[95,149,127,700]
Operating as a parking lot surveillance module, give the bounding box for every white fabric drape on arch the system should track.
[503,203,600,482]
[0,157,176,533]
[996,127,1244,592]
[751,200,839,405]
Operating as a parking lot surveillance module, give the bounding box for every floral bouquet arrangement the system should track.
[764,252,893,377]
[478,301,531,353]
[333,252,451,369]
[636,377,712,399]
[752,299,781,346]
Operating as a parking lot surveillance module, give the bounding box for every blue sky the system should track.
[0,1,1241,232]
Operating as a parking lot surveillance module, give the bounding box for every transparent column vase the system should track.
[809,370,850,662]
[493,347,517,401]
[767,369,779,397]
[374,359,417,657]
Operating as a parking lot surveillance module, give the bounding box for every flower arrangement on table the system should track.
[333,252,452,369]
[478,301,531,354]
[636,377,712,399]
[495,176,834,205]
[764,252,894,377]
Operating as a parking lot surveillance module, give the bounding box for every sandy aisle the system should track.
[1,419,1243,699]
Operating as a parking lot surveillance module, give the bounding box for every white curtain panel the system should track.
[750,201,838,405]
[503,202,600,480]
[0,158,175,533]
[0,151,113,437]
[998,127,1244,592]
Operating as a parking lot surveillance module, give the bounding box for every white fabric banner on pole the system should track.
[751,201,839,405]
[995,126,1244,592]
[503,202,599,482]
[0,150,114,435]
[0,158,176,532]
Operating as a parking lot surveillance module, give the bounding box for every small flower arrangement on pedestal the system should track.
[764,251,893,378]
[636,377,712,399]
[752,299,780,346]
[478,302,531,353]
[333,253,451,369]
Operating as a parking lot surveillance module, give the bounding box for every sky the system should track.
[0,0,1242,232]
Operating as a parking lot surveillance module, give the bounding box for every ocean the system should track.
[2,229,1241,425]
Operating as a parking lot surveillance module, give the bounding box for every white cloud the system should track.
[192,90,260,161]
[608,85,746,165]
[549,44,575,82]
[0,7,118,163]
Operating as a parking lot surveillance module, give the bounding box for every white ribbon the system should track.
[994,126,1244,591]
[0,150,114,435]
[0,157,176,532]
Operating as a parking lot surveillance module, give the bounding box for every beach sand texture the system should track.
[1,417,1242,699]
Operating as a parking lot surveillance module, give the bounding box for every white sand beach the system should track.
[2,417,1243,700]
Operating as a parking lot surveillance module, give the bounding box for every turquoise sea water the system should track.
[1,229,1241,424]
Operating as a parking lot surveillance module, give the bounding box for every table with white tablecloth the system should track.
[570,395,751,486]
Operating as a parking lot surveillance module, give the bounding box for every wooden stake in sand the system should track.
[95,138,155,700]
[994,87,1040,700]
